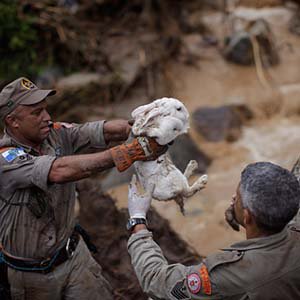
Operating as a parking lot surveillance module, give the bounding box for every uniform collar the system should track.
[1,128,47,155]
[222,227,289,252]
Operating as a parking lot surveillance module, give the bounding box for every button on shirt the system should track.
[0,121,106,259]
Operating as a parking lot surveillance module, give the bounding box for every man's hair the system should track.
[240,162,300,233]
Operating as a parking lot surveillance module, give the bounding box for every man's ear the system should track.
[5,114,19,129]
[243,208,254,226]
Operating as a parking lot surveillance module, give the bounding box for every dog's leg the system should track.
[174,195,185,215]
[182,174,208,198]
[183,160,198,179]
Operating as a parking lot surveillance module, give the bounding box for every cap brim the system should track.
[20,89,56,106]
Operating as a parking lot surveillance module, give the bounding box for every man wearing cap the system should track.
[127,162,300,299]
[0,77,167,300]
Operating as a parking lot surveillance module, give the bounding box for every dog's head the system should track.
[131,97,189,145]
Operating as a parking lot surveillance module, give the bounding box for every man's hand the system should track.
[128,175,153,219]
[225,202,240,231]
[103,119,133,143]
[110,137,168,172]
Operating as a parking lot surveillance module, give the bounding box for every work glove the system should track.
[110,136,168,172]
[128,175,154,219]
[225,202,240,232]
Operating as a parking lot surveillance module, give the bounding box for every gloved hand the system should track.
[128,175,153,219]
[225,202,240,232]
[110,136,168,172]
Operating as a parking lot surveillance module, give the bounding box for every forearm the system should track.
[48,150,114,183]
[103,119,131,143]
[128,230,187,299]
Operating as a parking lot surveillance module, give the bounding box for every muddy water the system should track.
[109,6,300,256]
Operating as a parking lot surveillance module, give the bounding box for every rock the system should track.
[101,36,144,86]
[223,19,279,66]
[192,104,253,142]
[168,133,211,173]
[279,83,300,116]
[56,72,103,90]
[58,0,79,14]
[35,67,63,89]
[182,34,203,57]
[238,0,283,7]
[289,10,300,36]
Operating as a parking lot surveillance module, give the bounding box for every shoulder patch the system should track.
[170,280,190,300]
[1,148,26,162]
[187,273,201,294]
[199,264,212,295]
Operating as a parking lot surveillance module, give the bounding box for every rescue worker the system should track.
[127,162,300,299]
[0,77,167,300]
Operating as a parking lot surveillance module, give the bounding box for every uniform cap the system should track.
[0,77,56,119]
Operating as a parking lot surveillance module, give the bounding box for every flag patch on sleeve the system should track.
[1,148,26,162]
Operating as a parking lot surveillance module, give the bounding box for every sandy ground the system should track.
[109,6,300,256]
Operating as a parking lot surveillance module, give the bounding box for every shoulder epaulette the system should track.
[53,122,62,130]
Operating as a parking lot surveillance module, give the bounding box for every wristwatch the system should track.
[126,218,147,231]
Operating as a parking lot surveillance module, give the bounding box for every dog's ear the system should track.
[140,109,161,128]
[131,102,156,119]
[132,104,162,136]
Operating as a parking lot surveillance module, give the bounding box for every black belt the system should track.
[1,230,80,274]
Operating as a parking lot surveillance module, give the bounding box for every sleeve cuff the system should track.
[88,120,107,148]
[32,155,56,191]
[127,229,153,249]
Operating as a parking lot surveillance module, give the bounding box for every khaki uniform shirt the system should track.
[0,121,106,259]
[128,225,300,300]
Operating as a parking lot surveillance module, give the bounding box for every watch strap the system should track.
[126,217,147,231]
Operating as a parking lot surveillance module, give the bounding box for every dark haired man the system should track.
[127,162,300,299]
[0,77,166,300]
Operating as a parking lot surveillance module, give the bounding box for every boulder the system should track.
[192,104,253,142]
[168,133,211,174]
[223,19,279,66]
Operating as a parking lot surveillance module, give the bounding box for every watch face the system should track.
[126,218,146,231]
[126,219,135,230]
